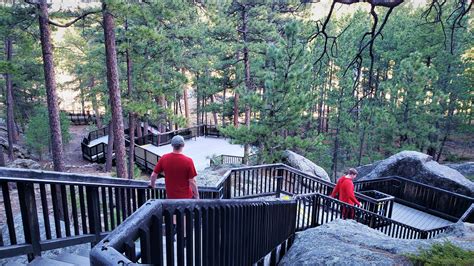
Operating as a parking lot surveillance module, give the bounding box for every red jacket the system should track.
[330,176,360,206]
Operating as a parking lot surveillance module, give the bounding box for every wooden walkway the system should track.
[390,203,451,230]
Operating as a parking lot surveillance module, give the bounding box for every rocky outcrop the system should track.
[445,162,474,178]
[0,136,31,159]
[0,213,90,265]
[280,219,474,266]
[7,159,41,170]
[282,150,330,182]
[356,151,474,196]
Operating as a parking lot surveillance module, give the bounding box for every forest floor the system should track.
[39,125,112,177]
[438,130,474,163]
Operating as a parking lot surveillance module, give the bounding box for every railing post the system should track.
[276,168,284,198]
[17,182,41,261]
[86,186,102,245]
[420,231,428,239]
[138,188,146,206]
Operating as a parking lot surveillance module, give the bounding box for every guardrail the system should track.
[209,154,258,166]
[90,199,296,265]
[354,176,474,222]
[294,193,450,239]
[1,164,471,262]
[65,112,99,126]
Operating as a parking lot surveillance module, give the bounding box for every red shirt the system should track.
[330,176,360,206]
[153,153,198,199]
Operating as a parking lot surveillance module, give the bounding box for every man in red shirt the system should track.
[330,168,361,219]
[148,135,199,199]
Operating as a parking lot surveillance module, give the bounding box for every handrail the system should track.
[293,192,449,239]
[90,199,297,265]
[354,175,474,221]
[1,163,472,262]
[355,176,473,200]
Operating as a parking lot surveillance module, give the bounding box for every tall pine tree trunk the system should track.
[0,146,5,167]
[183,88,190,127]
[103,3,127,178]
[233,91,239,126]
[136,120,142,138]
[105,122,114,172]
[5,37,15,160]
[242,7,251,164]
[90,77,103,128]
[38,0,65,172]
[125,23,135,179]
[210,95,218,126]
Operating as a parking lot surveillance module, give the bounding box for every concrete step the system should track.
[54,253,90,266]
[28,257,74,266]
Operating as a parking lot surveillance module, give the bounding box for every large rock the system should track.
[357,151,474,196]
[0,136,31,159]
[280,219,474,266]
[445,162,474,178]
[7,159,41,170]
[282,150,330,182]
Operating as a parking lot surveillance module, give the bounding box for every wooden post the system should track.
[18,182,41,261]
[276,168,284,198]
[86,186,101,245]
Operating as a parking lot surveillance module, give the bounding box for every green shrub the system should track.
[25,107,71,159]
[407,241,474,266]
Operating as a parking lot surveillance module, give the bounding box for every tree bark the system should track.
[210,95,218,125]
[233,91,239,126]
[5,37,15,160]
[0,146,5,167]
[241,6,251,163]
[90,77,103,128]
[125,20,135,179]
[183,86,190,127]
[38,0,65,172]
[128,113,136,179]
[103,3,127,178]
[136,119,142,138]
[105,122,114,172]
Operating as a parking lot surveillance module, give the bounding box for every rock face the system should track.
[7,159,41,170]
[357,151,474,196]
[0,136,31,159]
[279,219,474,266]
[0,213,89,265]
[282,150,330,182]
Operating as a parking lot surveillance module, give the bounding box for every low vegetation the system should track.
[407,241,474,266]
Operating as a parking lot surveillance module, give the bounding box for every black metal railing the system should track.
[216,164,396,219]
[90,199,296,265]
[65,112,99,125]
[209,154,258,167]
[294,193,450,239]
[134,125,209,147]
[354,176,474,222]
[1,163,472,262]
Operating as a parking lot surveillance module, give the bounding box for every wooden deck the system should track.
[390,202,451,230]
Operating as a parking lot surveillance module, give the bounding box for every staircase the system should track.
[29,251,89,266]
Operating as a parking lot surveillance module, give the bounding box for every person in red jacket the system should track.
[148,135,199,199]
[330,168,361,219]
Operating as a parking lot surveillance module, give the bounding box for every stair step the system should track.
[54,253,90,266]
[4,262,26,266]
[28,257,74,266]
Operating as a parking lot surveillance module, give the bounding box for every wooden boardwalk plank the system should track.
[391,203,451,230]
